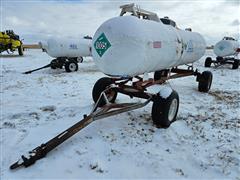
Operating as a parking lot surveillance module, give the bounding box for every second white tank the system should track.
[40,37,92,58]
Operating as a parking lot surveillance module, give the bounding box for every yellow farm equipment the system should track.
[0,30,23,56]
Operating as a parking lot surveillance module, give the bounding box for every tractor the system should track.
[0,30,24,56]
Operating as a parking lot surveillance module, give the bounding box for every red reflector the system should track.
[153,41,161,48]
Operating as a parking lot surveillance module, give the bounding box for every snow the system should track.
[1,49,239,179]
[147,84,173,99]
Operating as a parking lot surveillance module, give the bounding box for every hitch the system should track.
[10,144,47,169]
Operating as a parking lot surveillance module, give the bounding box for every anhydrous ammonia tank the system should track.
[40,37,92,58]
[214,37,239,57]
[92,16,206,77]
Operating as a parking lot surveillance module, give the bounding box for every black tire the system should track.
[205,57,212,67]
[154,69,169,81]
[232,60,239,69]
[50,59,58,69]
[65,61,78,72]
[18,45,23,56]
[151,90,179,128]
[51,66,57,69]
[77,57,83,63]
[216,56,224,62]
[198,71,213,92]
[92,77,117,107]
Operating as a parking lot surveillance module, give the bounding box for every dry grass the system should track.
[22,44,41,49]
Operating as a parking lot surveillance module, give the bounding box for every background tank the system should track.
[213,37,239,57]
[205,37,239,69]
[40,36,92,58]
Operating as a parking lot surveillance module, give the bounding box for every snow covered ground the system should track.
[1,49,239,179]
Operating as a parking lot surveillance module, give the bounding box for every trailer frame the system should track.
[10,65,212,170]
[205,56,239,69]
[23,57,83,74]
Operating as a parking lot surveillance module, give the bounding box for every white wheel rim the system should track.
[208,82,211,89]
[208,77,212,89]
[106,90,115,101]
[69,63,76,71]
[168,98,178,121]
[77,57,83,62]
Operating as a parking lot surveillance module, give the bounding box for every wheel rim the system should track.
[77,57,83,62]
[106,90,115,102]
[207,76,212,89]
[168,98,178,121]
[69,63,77,71]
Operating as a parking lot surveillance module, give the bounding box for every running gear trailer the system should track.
[205,37,240,69]
[23,36,92,74]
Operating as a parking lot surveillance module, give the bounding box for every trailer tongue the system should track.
[10,114,94,169]
[23,64,52,74]
[10,83,152,170]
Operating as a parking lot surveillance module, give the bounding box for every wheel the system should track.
[205,57,212,67]
[18,45,23,56]
[50,59,58,69]
[216,56,224,62]
[232,60,239,69]
[151,90,179,128]
[76,57,83,63]
[198,71,213,92]
[92,77,117,107]
[154,69,169,81]
[51,58,65,69]
[65,61,78,72]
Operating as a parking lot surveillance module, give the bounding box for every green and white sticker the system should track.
[94,33,111,57]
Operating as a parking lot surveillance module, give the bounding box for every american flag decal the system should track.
[153,41,161,48]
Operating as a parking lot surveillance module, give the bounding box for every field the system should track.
[1,49,239,179]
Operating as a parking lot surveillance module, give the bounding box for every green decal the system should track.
[219,46,224,51]
[94,33,111,57]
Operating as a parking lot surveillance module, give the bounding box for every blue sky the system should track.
[1,0,239,45]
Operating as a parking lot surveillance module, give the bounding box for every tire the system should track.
[76,57,83,63]
[154,69,169,81]
[216,56,224,62]
[65,61,78,72]
[232,60,239,69]
[151,90,179,128]
[50,59,58,69]
[92,77,117,107]
[18,45,23,56]
[51,58,65,69]
[198,71,213,92]
[51,66,57,69]
[205,57,212,67]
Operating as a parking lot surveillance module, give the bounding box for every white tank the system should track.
[40,37,92,58]
[214,37,239,57]
[92,16,206,77]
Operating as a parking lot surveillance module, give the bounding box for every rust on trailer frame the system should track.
[113,67,198,92]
